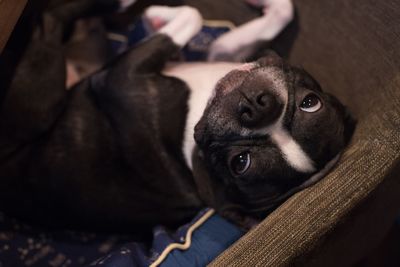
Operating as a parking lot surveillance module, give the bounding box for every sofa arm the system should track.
[0,0,27,54]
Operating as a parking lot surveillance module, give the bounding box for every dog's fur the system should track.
[0,0,355,238]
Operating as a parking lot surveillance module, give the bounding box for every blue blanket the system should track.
[0,209,244,267]
[107,18,234,60]
[91,209,243,267]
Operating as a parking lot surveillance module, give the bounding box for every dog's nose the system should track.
[237,91,282,127]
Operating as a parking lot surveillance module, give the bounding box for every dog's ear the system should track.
[191,147,216,207]
[192,147,227,208]
[342,107,357,145]
[256,50,283,67]
[326,93,357,146]
[194,117,208,147]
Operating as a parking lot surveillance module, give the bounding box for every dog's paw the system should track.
[143,6,172,31]
[258,0,293,39]
[118,0,137,12]
[245,0,268,8]
[144,5,203,47]
[245,0,293,20]
[32,13,63,44]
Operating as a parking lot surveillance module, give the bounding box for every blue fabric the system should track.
[159,211,243,267]
[0,212,133,266]
[107,18,232,61]
[0,209,244,267]
[90,209,244,267]
[181,25,231,61]
[395,215,400,225]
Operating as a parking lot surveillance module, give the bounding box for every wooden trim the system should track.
[0,0,28,54]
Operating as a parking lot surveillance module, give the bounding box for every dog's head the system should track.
[194,51,355,218]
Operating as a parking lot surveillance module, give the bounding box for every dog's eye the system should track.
[230,152,251,175]
[300,93,322,112]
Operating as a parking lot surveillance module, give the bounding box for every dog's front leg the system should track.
[144,5,203,48]
[207,0,294,61]
[0,13,68,151]
[91,5,203,135]
[87,7,204,221]
[91,5,203,161]
[0,0,137,149]
[103,5,203,75]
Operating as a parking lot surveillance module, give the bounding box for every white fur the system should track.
[163,62,241,168]
[118,0,137,12]
[153,1,313,171]
[164,63,316,172]
[270,127,315,173]
[208,0,294,61]
[250,67,315,173]
[144,6,203,47]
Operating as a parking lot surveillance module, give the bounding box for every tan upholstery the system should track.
[210,0,400,266]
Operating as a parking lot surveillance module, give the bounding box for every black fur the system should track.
[194,52,356,219]
[0,1,201,238]
[0,0,355,236]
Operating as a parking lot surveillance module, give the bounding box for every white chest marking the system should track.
[163,62,241,169]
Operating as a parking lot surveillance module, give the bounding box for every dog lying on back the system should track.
[0,0,355,238]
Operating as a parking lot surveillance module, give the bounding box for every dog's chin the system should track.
[234,194,286,217]
[218,189,300,230]
[219,201,278,230]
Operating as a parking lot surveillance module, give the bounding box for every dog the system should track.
[0,0,355,239]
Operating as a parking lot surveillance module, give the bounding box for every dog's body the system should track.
[0,0,354,237]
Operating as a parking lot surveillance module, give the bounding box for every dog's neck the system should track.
[163,62,241,168]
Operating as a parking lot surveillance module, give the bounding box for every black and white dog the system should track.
[0,0,354,237]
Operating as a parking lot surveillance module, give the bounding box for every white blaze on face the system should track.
[270,127,315,173]
[254,67,316,173]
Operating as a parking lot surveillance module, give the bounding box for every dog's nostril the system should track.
[237,91,282,127]
[242,112,252,122]
[238,102,256,124]
[240,106,253,121]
